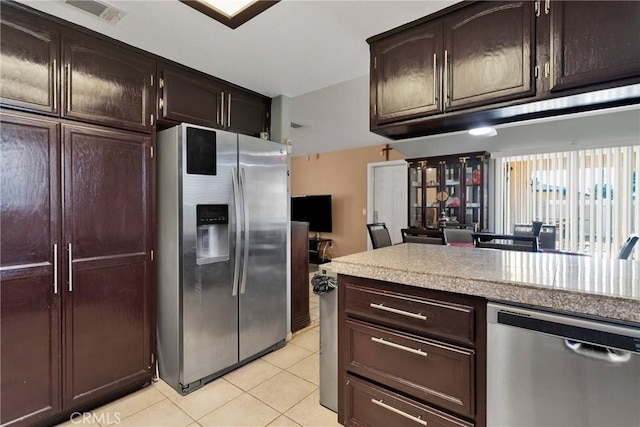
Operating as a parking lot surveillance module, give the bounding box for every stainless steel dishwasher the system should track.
[487,302,640,427]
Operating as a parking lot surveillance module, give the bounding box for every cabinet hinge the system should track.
[150,249,154,260]
[150,114,154,127]
[159,98,164,109]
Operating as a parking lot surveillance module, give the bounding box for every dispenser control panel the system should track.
[197,204,229,226]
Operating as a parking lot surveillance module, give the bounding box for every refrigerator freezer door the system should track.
[180,126,239,386]
[238,135,288,361]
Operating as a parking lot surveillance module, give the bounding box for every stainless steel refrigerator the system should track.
[156,124,288,394]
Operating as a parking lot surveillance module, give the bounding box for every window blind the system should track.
[496,146,639,259]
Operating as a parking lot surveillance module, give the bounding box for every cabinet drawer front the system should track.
[344,375,473,427]
[345,284,475,344]
[346,320,474,418]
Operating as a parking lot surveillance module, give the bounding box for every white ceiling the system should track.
[17,0,640,157]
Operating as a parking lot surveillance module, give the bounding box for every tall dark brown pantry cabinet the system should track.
[0,112,153,426]
[1,114,62,425]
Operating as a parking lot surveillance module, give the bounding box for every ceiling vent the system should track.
[63,0,126,24]
[291,122,304,129]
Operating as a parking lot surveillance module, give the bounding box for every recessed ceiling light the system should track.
[180,0,279,29]
[468,127,497,137]
[200,0,257,17]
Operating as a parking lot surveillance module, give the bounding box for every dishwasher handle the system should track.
[565,340,632,364]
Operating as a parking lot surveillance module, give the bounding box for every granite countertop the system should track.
[330,244,640,324]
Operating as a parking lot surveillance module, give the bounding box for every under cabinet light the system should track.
[468,127,497,137]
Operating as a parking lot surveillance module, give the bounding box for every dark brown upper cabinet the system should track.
[0,3,60,115]
[369,1,534,126]
[443,1,535,111]
[158,61,225,129]
[158,61,271,137]
[371,21,443,125]
[550,1,640,92]
[225,86,271,137]
[62,31,155,133]
[368,0,639,140]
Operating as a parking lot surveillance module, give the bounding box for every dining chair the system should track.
[401,228,446,245]
[618,234,639,260]
[443,228,474,244]
[474,233,540,252]
[367,223,392,249]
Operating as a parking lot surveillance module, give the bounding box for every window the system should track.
[495,146,639,259]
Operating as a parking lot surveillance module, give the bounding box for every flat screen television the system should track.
[291,195,332,233]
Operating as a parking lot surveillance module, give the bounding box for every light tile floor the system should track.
[59,275,336,427]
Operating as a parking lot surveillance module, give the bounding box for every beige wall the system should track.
[291,145,405,259]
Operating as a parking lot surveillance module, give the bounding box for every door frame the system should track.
[367,160,408,249]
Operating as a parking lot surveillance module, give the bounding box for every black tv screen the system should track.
[291,195,333,233]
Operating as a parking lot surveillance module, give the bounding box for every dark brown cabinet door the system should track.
[62,124,151,408]
[159,62,224,129]
[62,32,155,132]
[226,87,270,137]
[551,1,640,92]
[444,1,535,111]
[0,112,61,426]
[371,21,443,125]
[0,4,59,115]
[291,221,310,333]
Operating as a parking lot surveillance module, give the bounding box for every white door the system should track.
[367,160,408,247]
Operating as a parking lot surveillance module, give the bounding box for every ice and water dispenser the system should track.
[196,204,229,265]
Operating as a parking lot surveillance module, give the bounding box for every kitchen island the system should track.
[331,243,640,323]
[331,244,640,427]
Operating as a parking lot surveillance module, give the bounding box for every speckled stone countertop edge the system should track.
[330,260,640,324]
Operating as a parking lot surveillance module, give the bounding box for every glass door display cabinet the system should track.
[407,152,489,230]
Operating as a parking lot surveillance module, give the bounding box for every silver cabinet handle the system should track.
[239,167,249,294]
[231,167,241,296]
[220,91,225,127]
[371,337,428,357]
[53,243,58,294]
[52,59,57,110]
[67,243,73,292]
[227,93,232,129]
[370,399,427,426]
[433,53,437,105]
[443,49,449,107]
[370,303,427,320]
[545,0,550,14]
[65,63,71,112]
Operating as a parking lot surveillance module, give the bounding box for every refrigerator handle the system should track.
[232,167,241,296]
[239,167,249,294]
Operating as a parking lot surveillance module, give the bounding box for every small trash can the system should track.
[312,265,337,413]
